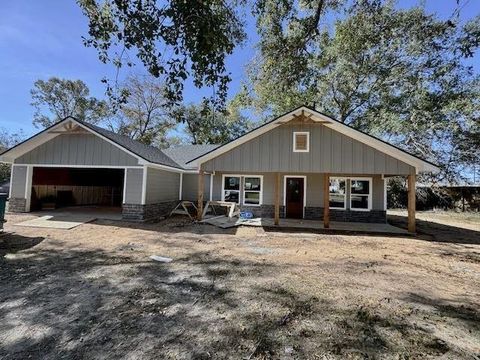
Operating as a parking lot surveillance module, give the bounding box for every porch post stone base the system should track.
[305,207,387,223]
[7,198,27,213]
[122,201,178,222]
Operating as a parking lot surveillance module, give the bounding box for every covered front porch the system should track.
[201,215,410,235]
[196,172,418,234]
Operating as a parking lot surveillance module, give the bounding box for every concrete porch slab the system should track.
[202,216,410,235]
[14,215,95,230]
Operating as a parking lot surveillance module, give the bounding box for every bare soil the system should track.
[0,211,479,359]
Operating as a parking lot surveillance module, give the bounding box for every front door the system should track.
[285,177,304,219]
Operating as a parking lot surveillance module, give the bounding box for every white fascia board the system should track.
[190,106,439,174]
[189,110,300,167]
[312,112,440,173]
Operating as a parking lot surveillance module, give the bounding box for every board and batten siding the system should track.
[202,124,414,175]
[124,168,143,204]
[211,172,386,210]
[181,173,211,201]
[14,133,139,166]
[10,165,28,198]
[145,167,180,204]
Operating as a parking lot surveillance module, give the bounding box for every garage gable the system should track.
[14,132,140,167]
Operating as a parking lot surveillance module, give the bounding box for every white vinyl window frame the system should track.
[293,131,310,152]
[222,174,241,204]
[221,174,264,206]
[242,175,263,207]
[349,177,372,211]
[329,177,347,210]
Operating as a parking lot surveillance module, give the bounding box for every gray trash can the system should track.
[0,193,7,231]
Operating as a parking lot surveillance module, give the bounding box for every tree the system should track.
[109,74,176,148]
[31,77,110,128]
[0,128,25,183]
[77,0,246,109]
[175,102,253,145]
[238,1,480,183]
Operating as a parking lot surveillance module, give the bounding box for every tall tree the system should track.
[31,77,110,128]
[77,0,246,109]
[238,1,480,183]
[175,102,253,145]
[109,74,176,148]
[0,128,25,183]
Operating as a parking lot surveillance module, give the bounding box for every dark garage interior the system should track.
[30,167,124,211]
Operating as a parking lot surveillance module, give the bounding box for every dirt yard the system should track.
[0,211,479,359]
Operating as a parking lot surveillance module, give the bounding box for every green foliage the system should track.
[0,128,25,183]
[108,74,176,148]
[31,77,110,128]
[238,0,480,183]
[77,0,246,109]
[175,102,254,145]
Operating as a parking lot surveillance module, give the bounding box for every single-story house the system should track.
[0,106,439,232]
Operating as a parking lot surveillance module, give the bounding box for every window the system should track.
[243,176,262,206]
[293,132,309,152]
[329,178,346,209]
[350,178,372,211]
[223,176,240,204]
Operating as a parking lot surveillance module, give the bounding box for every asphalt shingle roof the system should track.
[163,144,220,169]
[80,120,218,170]
[79,121,182,169]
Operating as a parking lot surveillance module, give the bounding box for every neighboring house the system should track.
[0,106,439,232]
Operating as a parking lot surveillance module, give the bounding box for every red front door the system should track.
[285,177,304,219]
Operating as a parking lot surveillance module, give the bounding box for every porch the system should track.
[196,172,418,233]
[201,216,410,235]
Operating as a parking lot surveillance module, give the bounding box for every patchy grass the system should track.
[0,212,479,359]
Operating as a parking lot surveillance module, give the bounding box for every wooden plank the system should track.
[323,173,330,228]
[197,169,204,220]
[274,172,280,225]
[408,174,416,233]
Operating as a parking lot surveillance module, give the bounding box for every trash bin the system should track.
[0,193,7,231]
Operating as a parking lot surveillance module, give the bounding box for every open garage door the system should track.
[30,167,124,211]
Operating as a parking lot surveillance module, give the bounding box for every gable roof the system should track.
[0,116,219,172]
[0,117,184,169]
[163,144,220,169]
[187,105,440,173]
[78,121,182,169]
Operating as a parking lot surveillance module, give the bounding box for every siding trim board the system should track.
[188,106,439,174]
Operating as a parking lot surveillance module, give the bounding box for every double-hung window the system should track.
[222,176,240,204]
[329,178,346,209]
[350,178,372,211]
[243,176,262,206]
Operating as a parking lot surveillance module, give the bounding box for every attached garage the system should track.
[30,167,124,210]
[1,117,189,220]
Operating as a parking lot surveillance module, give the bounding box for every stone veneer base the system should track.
[7,198,27,213]
[122,201,178,222]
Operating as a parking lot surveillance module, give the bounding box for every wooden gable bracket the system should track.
[49,121,89,134]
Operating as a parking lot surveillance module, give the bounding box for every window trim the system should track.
[242,175,263,207]
[349,177,372,211]
[329,177,347,210]
[293,131,310,153]
[221,174,241,204]
[221,174,264,206]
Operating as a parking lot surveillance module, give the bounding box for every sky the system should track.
[0,0,478,138]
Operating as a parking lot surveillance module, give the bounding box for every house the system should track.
[0,106,439,232]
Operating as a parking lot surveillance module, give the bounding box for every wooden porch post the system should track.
[197,168,204,221]
[274,173,280,225]
[323,173,330,228]
[407,173,416,233]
